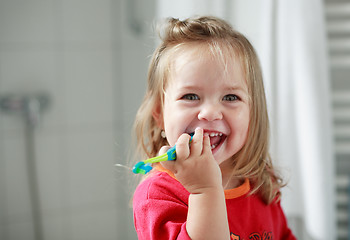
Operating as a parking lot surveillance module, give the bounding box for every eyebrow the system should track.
[177,84,248,93]
[225,86,248,93]
[177,85,198,91]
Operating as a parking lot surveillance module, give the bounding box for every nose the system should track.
[198,102,223,121]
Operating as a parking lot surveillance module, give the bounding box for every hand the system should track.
[161,128,223,194]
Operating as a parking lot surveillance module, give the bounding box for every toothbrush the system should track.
[133,134,194,175]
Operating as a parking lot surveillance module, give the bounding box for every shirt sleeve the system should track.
[277,201,297,240]
[133,173,191,240]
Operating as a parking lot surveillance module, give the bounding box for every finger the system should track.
[174,133,191,162]
[190,127,204,156]
[158,145,171,156]
[202,134,212,155]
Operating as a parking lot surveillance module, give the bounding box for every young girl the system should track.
[132,16,296,240]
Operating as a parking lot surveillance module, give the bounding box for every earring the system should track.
[161,130,166,139]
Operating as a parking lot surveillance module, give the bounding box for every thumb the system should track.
[159,145,177,173]
[158,145,171,156]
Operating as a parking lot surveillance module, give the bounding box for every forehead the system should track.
[168,42,247,87]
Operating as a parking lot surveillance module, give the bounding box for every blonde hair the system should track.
[133,16,284,204]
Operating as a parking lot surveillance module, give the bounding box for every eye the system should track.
[223,94,239,101]
[181,94,199,101]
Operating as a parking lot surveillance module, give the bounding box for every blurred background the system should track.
[0,0,348,239]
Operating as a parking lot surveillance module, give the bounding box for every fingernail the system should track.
[195,127,202,132]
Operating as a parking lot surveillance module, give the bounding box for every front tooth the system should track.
[209,132,223,137]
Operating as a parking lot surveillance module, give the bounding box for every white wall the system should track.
[156,0,263,49]
[0,0,154,239]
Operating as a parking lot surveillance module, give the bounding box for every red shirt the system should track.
[133,168,296,240]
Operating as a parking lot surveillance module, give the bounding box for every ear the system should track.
[152,103,164,128]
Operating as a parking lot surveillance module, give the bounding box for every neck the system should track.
[220,163,243,190]
[222,175,243,190]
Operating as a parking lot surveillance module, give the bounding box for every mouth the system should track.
[207,131,226,150]
[189,131,226,150]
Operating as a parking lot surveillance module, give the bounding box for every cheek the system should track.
[241,116,250,140]
[162,105,182,143]
[240,110,250,132]
[163,108,197,145]
[231,110,250,140]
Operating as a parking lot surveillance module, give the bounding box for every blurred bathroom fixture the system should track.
[0,93,50,128]
[0,92,51,240]
[127,0,144,34]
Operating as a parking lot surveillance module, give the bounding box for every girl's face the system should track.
[157,46,250,167]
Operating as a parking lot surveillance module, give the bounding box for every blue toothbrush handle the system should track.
[166,135,193,161]
[166,145,177,161]
[132,134,193,175]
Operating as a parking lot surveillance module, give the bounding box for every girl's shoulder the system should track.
[133,170,190,204]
